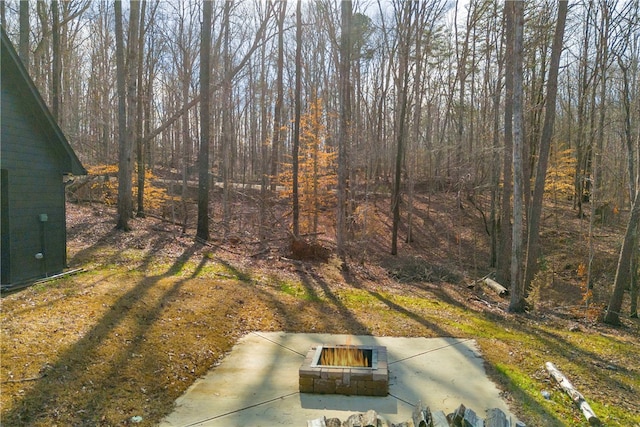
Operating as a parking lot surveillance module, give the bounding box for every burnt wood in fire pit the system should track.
[299,345,388,396]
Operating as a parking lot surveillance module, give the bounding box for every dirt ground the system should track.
[1,187,638,426]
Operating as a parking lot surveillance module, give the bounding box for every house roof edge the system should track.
[1,26,87,176]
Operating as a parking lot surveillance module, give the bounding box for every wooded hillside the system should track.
[2,0,638,317]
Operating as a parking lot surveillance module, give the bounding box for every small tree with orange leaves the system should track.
[545,147,576,203]
[79,164,173,214]
[279,98,337,235]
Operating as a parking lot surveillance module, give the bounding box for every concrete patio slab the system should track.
[160,332,515,427]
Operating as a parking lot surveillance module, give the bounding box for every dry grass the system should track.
[1,191,638,426]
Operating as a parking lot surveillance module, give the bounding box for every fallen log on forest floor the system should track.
[483,277,509,296]
[545,362,601,426]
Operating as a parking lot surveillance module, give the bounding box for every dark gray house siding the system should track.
[1,28,86,288]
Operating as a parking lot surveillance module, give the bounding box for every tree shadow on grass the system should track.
[339,268,569,426]
[231,259,373,334]
[216,259,253,283]
[342,267,455,338]
[297,264,372,335]
[504,316,639,403]
[3,244,202,425]
[69,225,186,272]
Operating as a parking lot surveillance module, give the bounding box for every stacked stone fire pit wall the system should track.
[299,345,388,397]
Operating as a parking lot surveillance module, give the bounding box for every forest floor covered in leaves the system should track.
[1,187,639,426]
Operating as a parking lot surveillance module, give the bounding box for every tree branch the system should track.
[142,3,275,145]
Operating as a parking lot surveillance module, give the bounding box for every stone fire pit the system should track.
[299,345,388,396]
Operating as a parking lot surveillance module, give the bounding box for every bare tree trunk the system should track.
[509,0,526,312]
[51,1,61,120]
[604,189,640,325]
[618,51,640,318]
[144,68,153,168]
[407,2,428,245]
[453,0,469,181]
[125,0,140,223]
[490,1,503,269]
[196,0,213,241]
[136,1,146,218]
[574,2,593,217]
[1,2,6,29]
[497,1,514,285]
[617,54,636,207]
[312,96,321,235]
[524,1,568,290]
[586,64,599,292]
[631,253,638,318]
[268,1,285,198]
[19,1,29,71]
[292,0,302,239]
[115,0,132,231]
[628,58,639,319]
[336,0,352,257]
[258,9,270,242]
[139,6,272,150]
[96,4,113,164]
[178,6,195,235]
[116,0,140,230]
[270,1,286,195]
[595,1,610,199]
[616,46,639,319]
[221,0,232,234]
[391,2,412,256]
[33,2,50,95]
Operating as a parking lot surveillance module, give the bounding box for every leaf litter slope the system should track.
[1,196,638,426]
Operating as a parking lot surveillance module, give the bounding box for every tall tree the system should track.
[86,1,115,164]
[406,2,429,245]
[269,1,286,193]
[391,0,413,256]
[115,0,140,231]
[139,5,272,153]
[573,2,595,218]
[114,0,130,230]
[51,1,61,120]
[221,0,232,233]
[135,0,148,218]
[1,2,6,29]
[509,0,526,312]
[523,0,568,290]
[604,188,640,325]
[489,0,504,269]
[262,1,287,242]
[19,0,29,70]
[497,0,514,285]
[197,0,213,241]
[292,0,302,239]
[609,0,640,318]
[595,0,612,199]
[176,2,197,233]
[453,0,479,180]
[336,0,352,256]
[126,0,140,216]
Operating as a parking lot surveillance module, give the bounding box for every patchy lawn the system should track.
[1,195,639,426]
